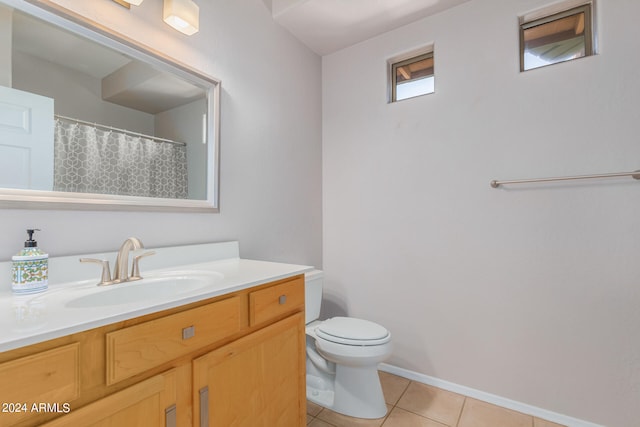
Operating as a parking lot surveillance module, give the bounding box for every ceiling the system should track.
[269,0,472,56]
[13,0,472,102]
[11,11,204,114]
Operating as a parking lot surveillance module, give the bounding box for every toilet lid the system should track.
[316,317,391,346]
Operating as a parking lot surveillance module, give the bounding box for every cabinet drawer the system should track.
[0,343,79,426]
[106,296,241,385]
[249,276,304,326]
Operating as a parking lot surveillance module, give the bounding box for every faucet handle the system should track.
[80,258,114,286]
[129,251,156,281]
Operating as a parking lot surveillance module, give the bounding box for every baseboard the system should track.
[378,363,604,427]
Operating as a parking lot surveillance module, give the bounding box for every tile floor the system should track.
[306,372,566,427]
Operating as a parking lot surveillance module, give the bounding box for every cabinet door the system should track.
[193,313,306,427]
[41,369,178,427]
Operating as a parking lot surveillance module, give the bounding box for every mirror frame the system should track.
[0,0,221,212]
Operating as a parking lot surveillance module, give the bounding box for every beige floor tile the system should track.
[308,401,324,416]
[382,407,449,427]
[458,398,533,427]
[316,404,392,427]
[309,418,337,427]
[306,371,557,427]
[396,382,465,426]
[379,371,411,405]
[534,418,566,427]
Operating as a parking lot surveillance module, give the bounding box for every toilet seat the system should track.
[315,317,391,346]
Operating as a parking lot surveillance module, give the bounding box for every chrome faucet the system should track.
[113,237,144,283]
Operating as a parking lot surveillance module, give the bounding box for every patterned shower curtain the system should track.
[53,119,188,199]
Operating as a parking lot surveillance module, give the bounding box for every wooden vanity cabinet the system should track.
[41,369,178,427]
[193,312,305,426]
[0,343,80,427]
[0,274,305,427]
[105,296,243,386]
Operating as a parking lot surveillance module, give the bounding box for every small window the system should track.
[520,4,594,71]
[390,52,434,102]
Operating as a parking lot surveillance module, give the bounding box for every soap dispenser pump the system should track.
[11,229,49,294]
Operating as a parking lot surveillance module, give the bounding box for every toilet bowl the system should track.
[305,270,392,419]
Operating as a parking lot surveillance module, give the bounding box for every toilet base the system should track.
[306,365,387,419]
[332,364,387,419]
[306,374,335,409]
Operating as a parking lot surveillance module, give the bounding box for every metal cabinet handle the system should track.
[279,295,287,305]
[182,325,195,340]
[165,404,177,427]
[199,386,209,427]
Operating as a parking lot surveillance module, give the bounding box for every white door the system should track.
[0,85,54,190]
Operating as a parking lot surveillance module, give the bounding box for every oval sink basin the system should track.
[65,272,223,308]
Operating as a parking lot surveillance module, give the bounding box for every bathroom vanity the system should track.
[0,241,310,426]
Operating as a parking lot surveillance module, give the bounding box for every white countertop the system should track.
[0,241,312,352]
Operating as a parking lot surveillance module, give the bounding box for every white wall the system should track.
[155,98,207,199]
[0,0,322,269]
[323,0,640,426]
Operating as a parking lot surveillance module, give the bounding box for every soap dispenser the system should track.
[11,229,48,294]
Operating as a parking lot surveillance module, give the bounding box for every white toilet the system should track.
[305,270,392,419]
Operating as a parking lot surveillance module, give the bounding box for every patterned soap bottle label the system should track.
[12,249,48,294]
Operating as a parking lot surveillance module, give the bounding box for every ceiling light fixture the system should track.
[112,0,144,8]
[163,0,199,36]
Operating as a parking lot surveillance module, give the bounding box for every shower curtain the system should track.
[53,120,188,199]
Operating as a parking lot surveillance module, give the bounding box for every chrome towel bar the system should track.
[491,170,640,188]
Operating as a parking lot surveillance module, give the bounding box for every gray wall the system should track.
[0,6,11,87]
[322,0,640,425]
[0,0,323,269]
[155,99,207,200]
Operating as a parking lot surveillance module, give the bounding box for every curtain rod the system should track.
[491,170,640,188]
[54,114,187,147]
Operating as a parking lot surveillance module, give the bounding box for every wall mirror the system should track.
[0,0,220,211]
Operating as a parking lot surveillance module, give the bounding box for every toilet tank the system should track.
[304,269,324,324]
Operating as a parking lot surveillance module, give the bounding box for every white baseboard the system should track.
[378,363,604,427]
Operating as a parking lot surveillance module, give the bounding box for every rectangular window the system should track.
[390,52,434,102]
[520,3,594,71]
